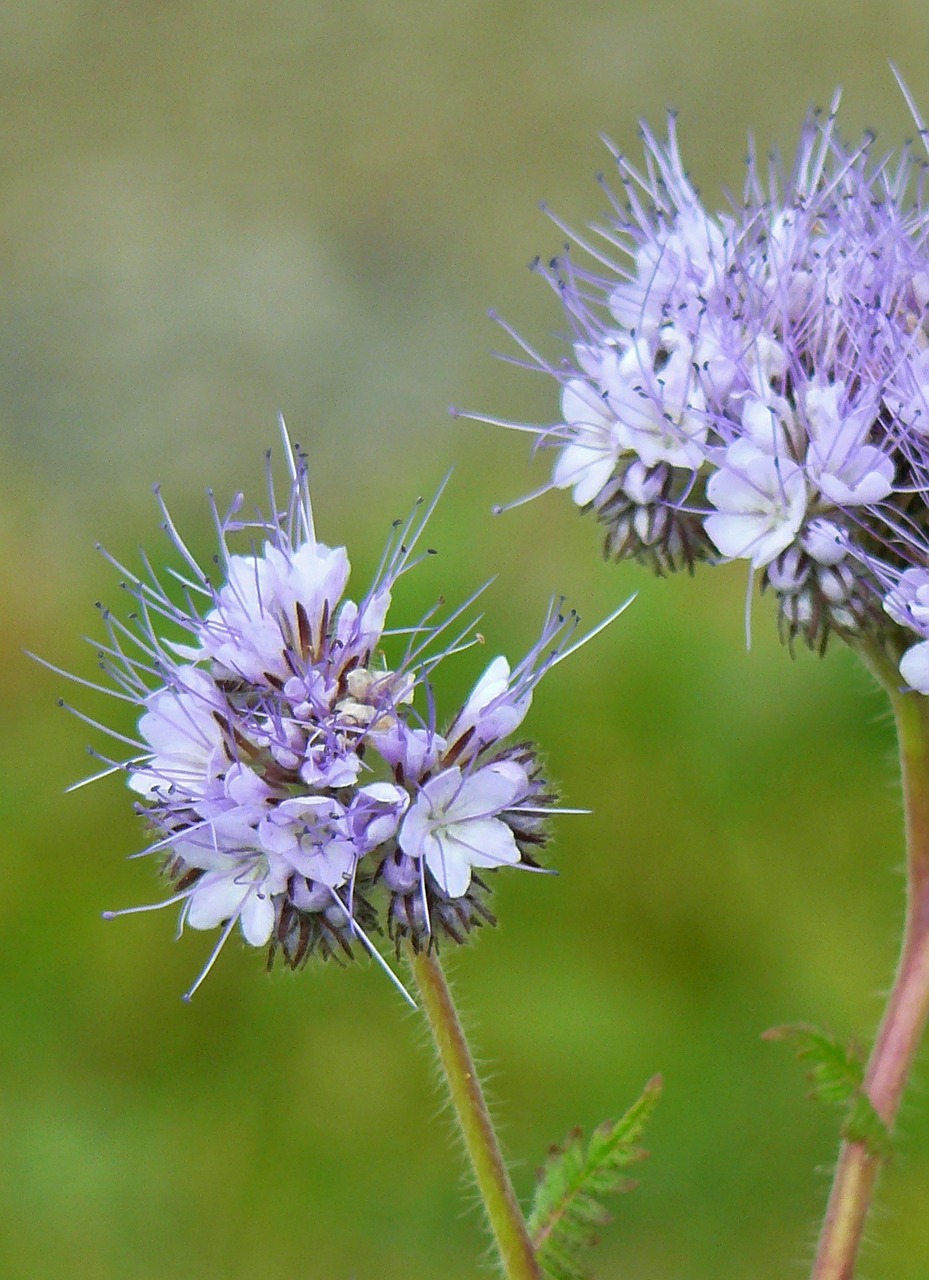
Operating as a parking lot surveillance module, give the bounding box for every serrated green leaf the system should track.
[763,1022,892,1159]
[763,1023,864,1106]
[528,1076,662,1280]
[842,1093,894,1159]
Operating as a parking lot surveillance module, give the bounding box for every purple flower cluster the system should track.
[489,91,929,682]
[64,434,595,998]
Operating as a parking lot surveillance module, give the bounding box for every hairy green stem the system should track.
[409,945,541,1280]
[811,658,929,1280]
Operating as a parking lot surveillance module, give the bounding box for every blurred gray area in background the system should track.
[2,1,926,517]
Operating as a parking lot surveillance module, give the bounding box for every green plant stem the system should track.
[811,662,929,1280]
[408,945,541,1280]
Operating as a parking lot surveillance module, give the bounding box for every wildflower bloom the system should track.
[49,429,624,998]
[478,85,929,679]
[883,568,929,693]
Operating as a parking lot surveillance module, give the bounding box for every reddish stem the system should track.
[811,681,929,1280]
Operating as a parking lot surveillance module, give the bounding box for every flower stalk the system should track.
[409,944,541,1280]
[812,650,929,1280]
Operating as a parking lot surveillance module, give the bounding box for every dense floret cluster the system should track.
[487,92,929,681]
[64,435,597,997]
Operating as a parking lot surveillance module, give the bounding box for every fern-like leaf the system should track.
[528,1075,662,1280]
[763,1023,892,1159]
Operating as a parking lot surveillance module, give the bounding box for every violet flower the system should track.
[48,427,626,998]
[482,91,929,673]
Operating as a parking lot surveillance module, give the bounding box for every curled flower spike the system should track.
[44,423,628,998]
[476,88,929,673]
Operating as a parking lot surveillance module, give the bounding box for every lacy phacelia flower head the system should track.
[53,430,616,999]
[481,88,929,676]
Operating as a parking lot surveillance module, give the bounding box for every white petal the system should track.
[461,657,510,719]
[446,818,521,870]
[186,873,253,931]
[424,840,473,898]
[561,380,610,429]
[357,782,409,807]
[451,762,527,821]
[397,803,431,860]
[552,441,617,505]
[301,839,356,889]
[901,642,929,695]
[239,890,276,946]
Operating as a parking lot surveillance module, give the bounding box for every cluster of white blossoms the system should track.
[487,93,929,683]
[58,433,618,997]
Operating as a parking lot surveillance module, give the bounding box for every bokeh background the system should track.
[4,4,929,1278]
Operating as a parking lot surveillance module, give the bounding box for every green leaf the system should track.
[763,1022,892,1159]
[762,1023,864,1104]
[842,1092,894,1160]
[528,1075,662,1280]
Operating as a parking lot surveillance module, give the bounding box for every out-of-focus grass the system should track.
[4,4,929,1278]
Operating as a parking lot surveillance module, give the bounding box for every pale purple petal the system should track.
[705,440,807,568]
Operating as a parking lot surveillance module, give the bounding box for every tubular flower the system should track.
[485,89,929,672]
[53,430,618,998]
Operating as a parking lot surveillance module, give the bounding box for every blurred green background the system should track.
[5,3,929,1278]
